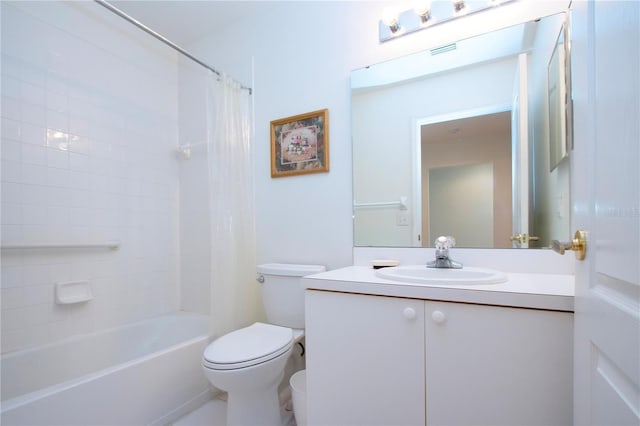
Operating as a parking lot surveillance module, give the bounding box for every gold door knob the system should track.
[510,234,541,244]
[551,230,587,260]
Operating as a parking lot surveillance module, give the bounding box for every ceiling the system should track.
[421,111,511,143]
[109,1,278,46]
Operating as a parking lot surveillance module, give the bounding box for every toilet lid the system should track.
[203,322,293,369]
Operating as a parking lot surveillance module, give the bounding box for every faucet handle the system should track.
[434,236,456,249]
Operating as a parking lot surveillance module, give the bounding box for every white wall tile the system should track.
[68,134,90,155]
[1,0,180,354]
[1,224,23,243]
[46,90,68,112]
[46,146,69,169]
[20,81,45,106]
[1,160,21,182]
[2,117,21,140]
[69,152,89,172]
[22,264,50,286]
[23,284,53,306]
[21,164,48,185]
[2,203,22,224]
[1,265,23,288]
[46,206,69,226]
[1,326,49,353]
[46,167,69,187]
[2,139,22,161]
[21,184,48,205]
[21,144,47,165]
[49,263,71,283]
[46,108,68,132]
[22,206,48,225]
[1,75,22,98]
[21,122,45,145]
[46,186,71,207]
[48,319,74,342]
[21,101,46,126]
[2,96,22,121]
[1,287,25,310]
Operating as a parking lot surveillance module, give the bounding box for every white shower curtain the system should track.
[207,73,259,338]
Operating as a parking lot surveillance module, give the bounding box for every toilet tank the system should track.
[257,263,325,329]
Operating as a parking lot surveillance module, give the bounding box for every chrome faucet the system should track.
[427,236,463,269]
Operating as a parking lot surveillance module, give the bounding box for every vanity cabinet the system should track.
[424,300,573,425]
[305,291,426,426]
[306,290,573,426]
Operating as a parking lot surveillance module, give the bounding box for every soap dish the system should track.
[370,259,400,269]
[55,280,93,304]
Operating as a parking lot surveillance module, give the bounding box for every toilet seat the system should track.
[203,322,293,370]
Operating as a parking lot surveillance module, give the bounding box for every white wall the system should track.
[1,2,180,353]
[187,1,570,270]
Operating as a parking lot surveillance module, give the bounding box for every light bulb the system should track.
[381,7,401,33]
[452,0,467,14]
[413,1,432,23]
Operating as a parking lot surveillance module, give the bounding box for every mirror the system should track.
[352,13,572,249]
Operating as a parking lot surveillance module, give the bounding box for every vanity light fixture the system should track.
[378,0,517,43]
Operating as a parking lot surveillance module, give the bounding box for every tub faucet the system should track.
[427,236,463,269]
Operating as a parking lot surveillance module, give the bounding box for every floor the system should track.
[172,395,297,426]
[172,398,226,426]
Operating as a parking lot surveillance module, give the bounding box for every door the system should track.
[572,1,640,424]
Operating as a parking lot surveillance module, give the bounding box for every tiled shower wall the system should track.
[1,1,181,353]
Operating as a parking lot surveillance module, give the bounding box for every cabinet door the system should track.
[425,301,573,425]
[306,291,425,426]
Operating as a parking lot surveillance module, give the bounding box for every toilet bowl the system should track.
[202,323,295,425]
[202,263,325,426]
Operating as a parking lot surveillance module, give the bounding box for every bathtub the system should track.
[1,312,212,426]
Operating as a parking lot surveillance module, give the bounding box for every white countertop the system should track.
[303,266,574,312]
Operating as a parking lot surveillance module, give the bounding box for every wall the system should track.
[1,2,180,353]
[187,0,570,270]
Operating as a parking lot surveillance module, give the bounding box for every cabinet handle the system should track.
[431,310,446,324]
[403,307,417,320]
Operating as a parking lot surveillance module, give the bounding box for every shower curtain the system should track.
[207,73,259,338]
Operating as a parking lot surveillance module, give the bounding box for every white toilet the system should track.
[202,263,325,426]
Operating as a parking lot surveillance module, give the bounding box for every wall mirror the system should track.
[352,12,572,249]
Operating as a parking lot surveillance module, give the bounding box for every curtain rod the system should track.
[93,0,252,95]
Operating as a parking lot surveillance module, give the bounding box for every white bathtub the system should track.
[1,312,212,426]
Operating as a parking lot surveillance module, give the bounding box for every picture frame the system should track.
[547,22,572,172]
[270,109,329,177]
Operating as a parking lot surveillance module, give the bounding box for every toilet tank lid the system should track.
[257,263,326,277]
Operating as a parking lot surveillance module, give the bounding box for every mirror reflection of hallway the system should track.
[428,163,494,248]
[421,111,512,248]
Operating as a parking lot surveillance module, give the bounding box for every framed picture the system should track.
[270,109,329,177]
[547,21,572,172]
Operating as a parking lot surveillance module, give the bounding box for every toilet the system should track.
[202,263,325,426]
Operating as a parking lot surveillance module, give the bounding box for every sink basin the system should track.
[375,265,507,285]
